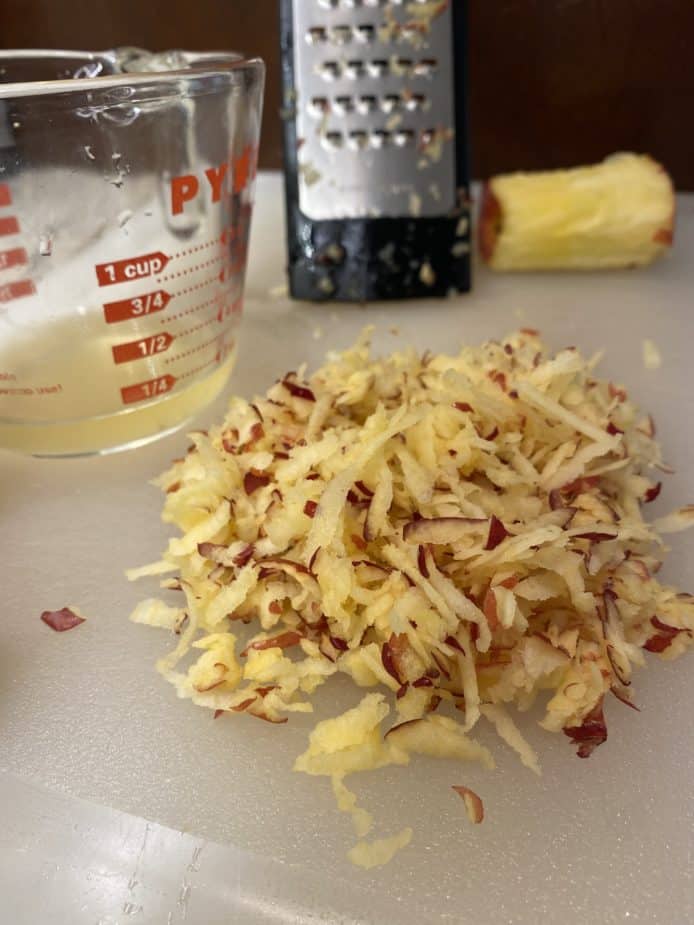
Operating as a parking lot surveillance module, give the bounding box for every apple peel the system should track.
[127,327,694,868]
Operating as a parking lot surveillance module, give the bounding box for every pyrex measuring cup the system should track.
[0,48,263,456]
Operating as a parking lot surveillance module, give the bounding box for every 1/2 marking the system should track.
[0,247,28,271]
[96,251,169,287]
[0,279,36,303]
[103,289,171,323]
[112,332,174,365]
[0,216,20,237]
[120,374,176,405]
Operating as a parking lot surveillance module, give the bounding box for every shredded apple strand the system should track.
[129,329,694,867]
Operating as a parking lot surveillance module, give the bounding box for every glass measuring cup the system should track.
[0,48,264,456]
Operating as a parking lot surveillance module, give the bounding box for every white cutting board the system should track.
[2,174,693,924]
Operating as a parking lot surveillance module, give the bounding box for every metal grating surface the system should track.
[292,0,456,220]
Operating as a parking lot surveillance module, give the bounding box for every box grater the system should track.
[280,0,471,302]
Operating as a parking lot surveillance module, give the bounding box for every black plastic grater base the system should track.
[285,207,472,302]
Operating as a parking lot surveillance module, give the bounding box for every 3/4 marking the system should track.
[0,216,20,237]
[0,247,28,271]
[112,332,174,365]
[0,279,36,303]
[120,374,176,405]
[103,289,171,323]
[96,251,169,287]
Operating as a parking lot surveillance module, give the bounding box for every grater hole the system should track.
[380,94,401,113]
[318,0,339,7]
[393,129,415,147]
[356,94,377,114]
[353,24,375,43]
[392,57,413,75]
[367,59,389,77]
[347,130,368,150]
[420,128,441,148]
[413,58,438,77]
[369,129,390,149]
[401,23,423,40]
[333,95,355,115]
[402,92,428,112]
[329,25,353,45]
[344,59,366,79]
[308,97,330,117]
[322,131,344,151]
[318,60,341,80]
[306,27,327,45]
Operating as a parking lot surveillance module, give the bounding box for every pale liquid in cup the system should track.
[0,313,236,455]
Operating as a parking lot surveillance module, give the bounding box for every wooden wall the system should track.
[1,0,692,188]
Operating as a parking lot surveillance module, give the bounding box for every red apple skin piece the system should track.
[563,700,608,758]
[479,182,502,265]
[652,164,676,246]
[452,785,484,824]
[40,607,85,632]
[485,515,509,551]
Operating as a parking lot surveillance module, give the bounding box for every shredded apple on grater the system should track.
[128,328,694,867]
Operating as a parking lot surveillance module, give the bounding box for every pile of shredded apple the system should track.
[129,328,694,868]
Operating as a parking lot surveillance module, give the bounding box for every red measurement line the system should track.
[178,315,220,338]
[0,184,11,208]
[173,282,211,297]
[164,270,225,292]
[180,357,218,381]
[162,295,221,324]
[0,216,20,236]
[157,255,226,283]
[165,333,221,365]
[171,238,220,259]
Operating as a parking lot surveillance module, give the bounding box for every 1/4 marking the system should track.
[120,374,176,405]
[0,279,36,303]
[112,332,174,365]
[96,251,169,287]
[0,216,20,237]
[103,289,171,323]
[0,247,28,271]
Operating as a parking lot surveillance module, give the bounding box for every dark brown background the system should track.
[2,0,692,188]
